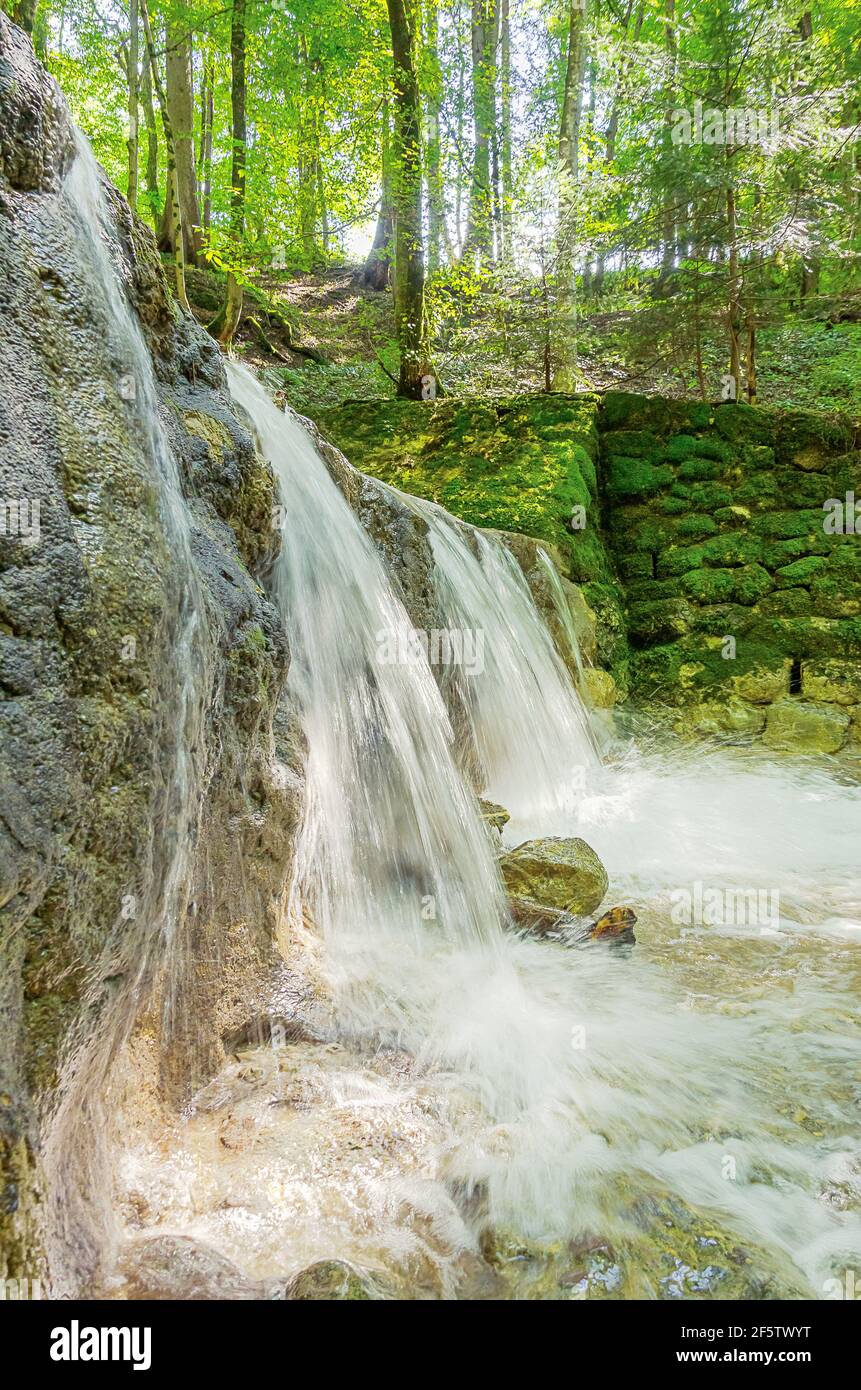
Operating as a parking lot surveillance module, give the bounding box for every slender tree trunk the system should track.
[746,313,757,404]
[200,58,213,234]
[387,0,436,397]
[553,0,588,389]
[127,0,139,214]
[361,100,395,293]
[140,0,188,310]
[726,175,741,390]
[297,34,321,269]
[455,0,466,253]
[462,0,498,265]
[140,47,160,222]
[424,0,445,274]
[499,0,512,262]
[654,0,677,295]
[363,96,396,289]
[211,0,246,346]
[157,21,201,263]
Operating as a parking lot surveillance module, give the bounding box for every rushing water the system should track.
[44,135,214,1294]
[403,498,600,822]
[131,367,856,1302]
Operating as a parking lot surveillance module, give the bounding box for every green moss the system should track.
[666,434,731,464]
[659,533,764,577]
[712,405,775,445]
[713,505,751,528]
[808,575,861,618]
[774,556,827,587]
[310,389,856,723]
[606,455,674,500]
[757,588,813,618]
[628,598,695,644]
[681,563,772,606]
[751,509,828,539]
[676,513,718,539]
[690,603,757,635]
[761,535,831,567]
[656,495,691,516]
[745,615,861,659]
[602,429,660,459]
[679,482,734,509]
[676,458,719,481]
[775,409,854,466]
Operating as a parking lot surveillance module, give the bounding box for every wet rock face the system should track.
[0,16,300,1283]
[0,17,73,190]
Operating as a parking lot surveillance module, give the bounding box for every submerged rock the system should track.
[507,898,578,936]
[115,1236,271,1301]
[284,1259,385,1301]
[501,837,608,919]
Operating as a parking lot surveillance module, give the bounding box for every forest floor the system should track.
[183,258,861,422]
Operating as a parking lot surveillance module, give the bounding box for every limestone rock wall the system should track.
[0,17,301,1286]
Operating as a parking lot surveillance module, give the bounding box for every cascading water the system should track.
[403,497,601,822]
[227,364,508,1037]
[42,134,214,1293]
[536,544,587,681]
[208,368,861,1297]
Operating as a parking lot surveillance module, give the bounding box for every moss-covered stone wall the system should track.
[314,390,861,749]
[599,392,861,750]
[310,395,630,688]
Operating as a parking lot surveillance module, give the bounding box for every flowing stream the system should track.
[96,365,861,1300]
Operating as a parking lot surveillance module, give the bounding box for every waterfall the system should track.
[535,545,587,681]
[43,134,214,1292]
[227,365,509,1039]
[224,368,861,1292]
[404,500,600,826]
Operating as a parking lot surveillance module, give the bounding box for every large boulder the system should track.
[501,837,609,920]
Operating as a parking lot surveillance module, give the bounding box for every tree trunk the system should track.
[127,0,139,214]
[363,96,395,289]
[424,0,445,274]
[553,0,588,389]
[746,314,757,404]
[462,0,498,265]
[387,0,436,398]
[454,0,466,254]
[140,0,188,311]
[200,57,213,235]
[499,0,512,262]
[210,0,246,346]
[654,0,677,295]
[157,20,201,263]
[726,176,741,390]
[140,46,160,222]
